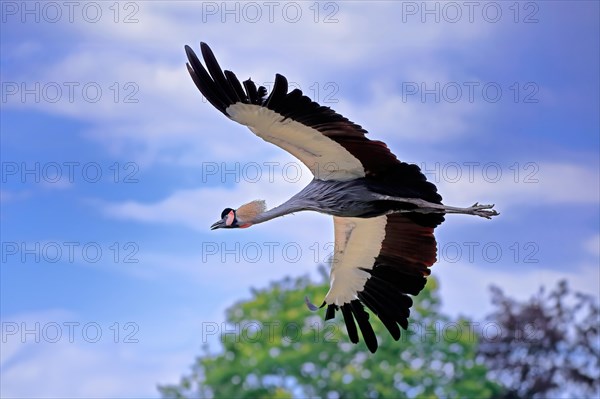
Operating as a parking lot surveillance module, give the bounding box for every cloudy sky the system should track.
[1,1,599,397]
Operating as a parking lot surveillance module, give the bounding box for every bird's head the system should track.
[210,200,266,230]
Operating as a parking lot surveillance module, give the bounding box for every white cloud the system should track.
[100,158,316,230]
[0,190,32,204]
[438,162,600,209]
[1,1,507,167]
[338,85,482,144]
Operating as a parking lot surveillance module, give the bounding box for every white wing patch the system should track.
[324,216,388,306]
[227,103,365,181]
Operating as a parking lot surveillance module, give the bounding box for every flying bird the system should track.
[185,42,498,353]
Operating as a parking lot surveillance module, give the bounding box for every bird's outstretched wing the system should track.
[185,43,425,182]
[323,214,437,353]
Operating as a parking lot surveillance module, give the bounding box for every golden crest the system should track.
[236,200,267,223]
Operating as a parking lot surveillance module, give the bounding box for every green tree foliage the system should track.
[159,268,502,398]
[479,280,600,399]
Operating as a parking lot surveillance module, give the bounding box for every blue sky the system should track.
[1,1,599,397]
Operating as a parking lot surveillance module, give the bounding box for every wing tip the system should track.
[350,300,378,353]
[328,301,379,352]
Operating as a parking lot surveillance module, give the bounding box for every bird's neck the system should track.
[248,181,320,225]
[248,198,307,225]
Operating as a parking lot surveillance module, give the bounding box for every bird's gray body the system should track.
[289,178,385,217]
[251,178,413,224]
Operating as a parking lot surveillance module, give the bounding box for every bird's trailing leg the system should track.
[378,195,499,219]
[432,202,499,219]
[304,296,320,311]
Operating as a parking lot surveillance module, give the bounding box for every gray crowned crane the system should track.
[185,42,498,353]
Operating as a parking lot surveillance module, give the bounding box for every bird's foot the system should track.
[304,296,319,311]
[464,202,499,219]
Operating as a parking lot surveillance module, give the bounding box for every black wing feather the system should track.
[350,300,378,353]
[243,79,259,104]
[325,304,336,321]
[185,47,229,113]
[200,43,240,104]
[185,42,442,221]
[224,70,248,104]
[357,290,401,341]
[257,85,268,101]
[340,304,359,344]
[264,74,288,109]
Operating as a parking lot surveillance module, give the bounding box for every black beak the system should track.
[210,219,226,230]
